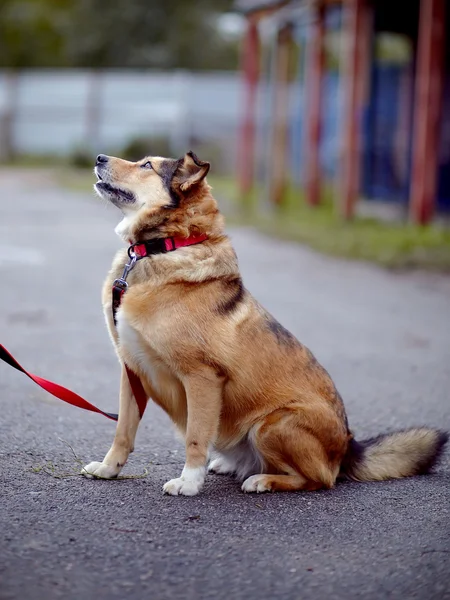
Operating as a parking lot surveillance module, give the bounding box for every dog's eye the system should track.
[141,161,152,169]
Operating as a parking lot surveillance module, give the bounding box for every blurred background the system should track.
[1,7,449,597]
[0,0,449,268]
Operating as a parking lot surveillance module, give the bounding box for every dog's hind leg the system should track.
[82,365,144,479]
[208,453,237,475]
[209,439,264,480]
[241,405,344,493]
[242,473,322,492]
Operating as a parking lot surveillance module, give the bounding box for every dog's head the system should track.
[94,151,218,241]
[94,151,210,211]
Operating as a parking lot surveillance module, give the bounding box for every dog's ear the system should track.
[177,151,210,193]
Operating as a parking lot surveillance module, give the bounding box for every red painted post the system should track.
[238,18,260,199]
[338,0,371,219]
[304,1,325,207]
[409,0,445,225]
[269,23,294,206]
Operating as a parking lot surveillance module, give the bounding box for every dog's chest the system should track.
[116,312,151,372]
[115,311,187,427]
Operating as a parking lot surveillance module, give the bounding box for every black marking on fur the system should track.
[156,158,183,208]
[339,438,365,480]
[266,316,296,345]
[187,150,204,166]
[216,277,245,315]
[413,430,448,475]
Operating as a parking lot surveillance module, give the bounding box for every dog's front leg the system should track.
[163,368,223,496]
[82,365,144,479]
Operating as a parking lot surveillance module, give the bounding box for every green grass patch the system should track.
[213,178,450,271]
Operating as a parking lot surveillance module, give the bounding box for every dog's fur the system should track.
[81,151,448,495]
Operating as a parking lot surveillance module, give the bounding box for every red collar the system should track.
[113,233,209,305]
[114,233,208,299]
[129,233,208,259]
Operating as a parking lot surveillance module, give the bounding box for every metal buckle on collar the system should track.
[114,249,137,288]
[127,244,139,260]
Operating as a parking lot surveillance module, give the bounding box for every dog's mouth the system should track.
[94,168,135,205]
[95,181,135,203]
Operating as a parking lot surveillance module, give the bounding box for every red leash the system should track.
[0,342,147,422]
[0,234,207,421]
[0,343,118,421]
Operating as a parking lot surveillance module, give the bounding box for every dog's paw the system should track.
[163,477,201,496]
[208,456,235,475]
[163,467,205,496]
[241,474,271,493]
[81,461,120,479]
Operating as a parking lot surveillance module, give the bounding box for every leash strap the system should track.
[111,283,148,419]
[0,234,207,422]
[0,343,118,421]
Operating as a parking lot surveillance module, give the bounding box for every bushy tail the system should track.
[341,428,448,482]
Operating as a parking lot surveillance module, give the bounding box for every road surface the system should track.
[1,169,449,600]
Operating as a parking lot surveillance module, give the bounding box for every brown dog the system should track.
[81,151,447,495]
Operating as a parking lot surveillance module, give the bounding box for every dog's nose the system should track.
[96,154,109,165]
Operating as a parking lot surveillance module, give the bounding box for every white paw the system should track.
[163,477,201,496]
[163,466,205,496]
[208,456,236,475]
[241,474,271,493]
[81,461,120,479]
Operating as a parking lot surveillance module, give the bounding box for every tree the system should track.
[0,0,239,70]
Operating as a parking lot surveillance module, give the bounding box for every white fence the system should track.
[0,70,250,165]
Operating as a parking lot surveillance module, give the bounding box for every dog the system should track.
[81,151,448,495]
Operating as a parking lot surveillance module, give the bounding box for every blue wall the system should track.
[290,66,450,212]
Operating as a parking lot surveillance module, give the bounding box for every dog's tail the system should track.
[340,428,448,482]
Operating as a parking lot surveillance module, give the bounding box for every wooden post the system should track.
[238,18,260,198]
[409,0,445,225]
[338,0,371,219]
[269,22,294,206]
[0,70,19,162]
[304,1,325,207]
[394,66,414,200]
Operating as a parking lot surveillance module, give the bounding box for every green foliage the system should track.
[68,146,94,168]
[0,0,239,69]
[0,0,75,67]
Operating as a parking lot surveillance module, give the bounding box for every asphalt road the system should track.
[1,169,449,600]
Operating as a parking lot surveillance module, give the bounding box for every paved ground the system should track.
[0,169,449,600]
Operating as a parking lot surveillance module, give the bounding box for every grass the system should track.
[3,159,449,271]
[29,438,149,480]
[212,178,450,272]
